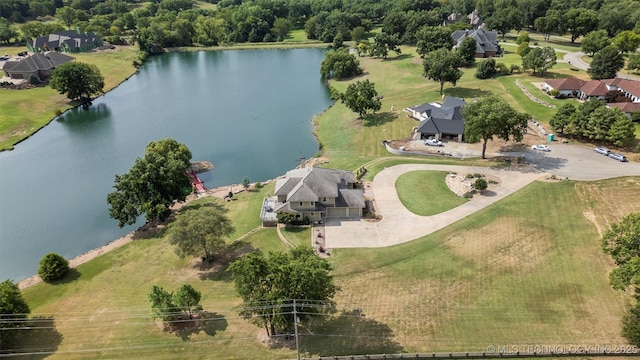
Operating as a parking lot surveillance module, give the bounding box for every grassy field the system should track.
[15,176,640,358]
[396,171,468,215]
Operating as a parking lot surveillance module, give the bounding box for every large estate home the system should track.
[451,29,500,58]
[543,77,640,117]
[2,52,74,81]
[27,30,103,53]
[260,167,365,226]
[405,97,466,142]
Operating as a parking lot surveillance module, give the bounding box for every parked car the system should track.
[531,144,550,152]
[594,147,610,155]
[0,55,8,61]
[424,139,443,147]
[608,153,627,162]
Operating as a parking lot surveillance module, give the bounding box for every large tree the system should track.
[457,36,477,65]
[320,48,362,79]
[370,32,401,59]
[0,280,30,350]
[340,79,382,119]
[613,30,640,54]
[173,284,202,319]
[522,46,556,76]
[485,6,524,38]
[228,246,339,337]
[168,206,235,263]
[563,8,598,43]
[462,95,529,159]
[588,45,624,80]
[107,139,192,227]
[422,48,464,95]
[602,213,640,291]
[534,14,560,41]
[628,53,640,74]
[50,62,104,102]
[0,18,17,44]
[549,103,576,135]
[581,30,611,56]
[415,26,453,58]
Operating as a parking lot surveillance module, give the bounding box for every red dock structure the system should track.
[187,169,206,193]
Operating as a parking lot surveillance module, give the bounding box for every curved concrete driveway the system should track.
[324,164,543,248]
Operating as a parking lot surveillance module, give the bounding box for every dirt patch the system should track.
[445,217,553,273]
[575,178,640,237]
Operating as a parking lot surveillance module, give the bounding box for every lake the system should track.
[0,48,332,281]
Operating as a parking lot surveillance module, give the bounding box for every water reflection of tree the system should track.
[58,103,111,126]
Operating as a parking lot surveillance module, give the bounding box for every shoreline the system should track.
[17,182,251,290]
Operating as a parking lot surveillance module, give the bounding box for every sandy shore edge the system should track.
[17,183,250,290]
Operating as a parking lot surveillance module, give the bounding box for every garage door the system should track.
[327,207,347,217]
[348,208,362,217]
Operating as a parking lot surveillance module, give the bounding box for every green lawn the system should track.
[17,176,640,358]
[396,171,468,215]
[0,46,140,151]
[281,226,311,247]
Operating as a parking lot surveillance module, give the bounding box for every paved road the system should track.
[324,143,640,248]
[562,51,640,80]
[502,143,640,180]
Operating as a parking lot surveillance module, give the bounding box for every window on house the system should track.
[296,214,300,218]
[323,197,327,202]
[311,213,314,216]
[299,202,303,206]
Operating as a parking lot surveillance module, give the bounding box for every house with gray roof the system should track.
[404,97,466,142]
[260,167,365,226]
[28,30,103,53]
[452,29,499,58]
[2,52,75,81]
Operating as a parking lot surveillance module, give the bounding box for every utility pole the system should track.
[293,300,300,360]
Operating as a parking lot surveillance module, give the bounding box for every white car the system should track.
[594,147,610,155]
[531,144,550,152]
[424,139,443,147]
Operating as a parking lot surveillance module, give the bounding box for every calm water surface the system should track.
[0,48,332,281]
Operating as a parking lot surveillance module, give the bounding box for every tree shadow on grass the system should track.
[363,112,397,127]
[300,309,403,357]
[166,311,229,341]
[4,316,63,359]
[177,201,229,214]
[198,240,256,282]
[443,87,492,99]
[383,53,412,61]
[45,268,81,285]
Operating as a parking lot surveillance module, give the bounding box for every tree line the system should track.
[2,0,639,53]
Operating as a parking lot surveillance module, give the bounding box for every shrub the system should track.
[28,74,40,85]
[54,109,63,116]
[465,173,474,179]
[38,253,69,282]
[475,58,496,79]
[549,89,560,97]
[277,212,296,224]
[473,178,488,192]
[516,31,530,45]
[496,62,509,75]
[255,182,264,189]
